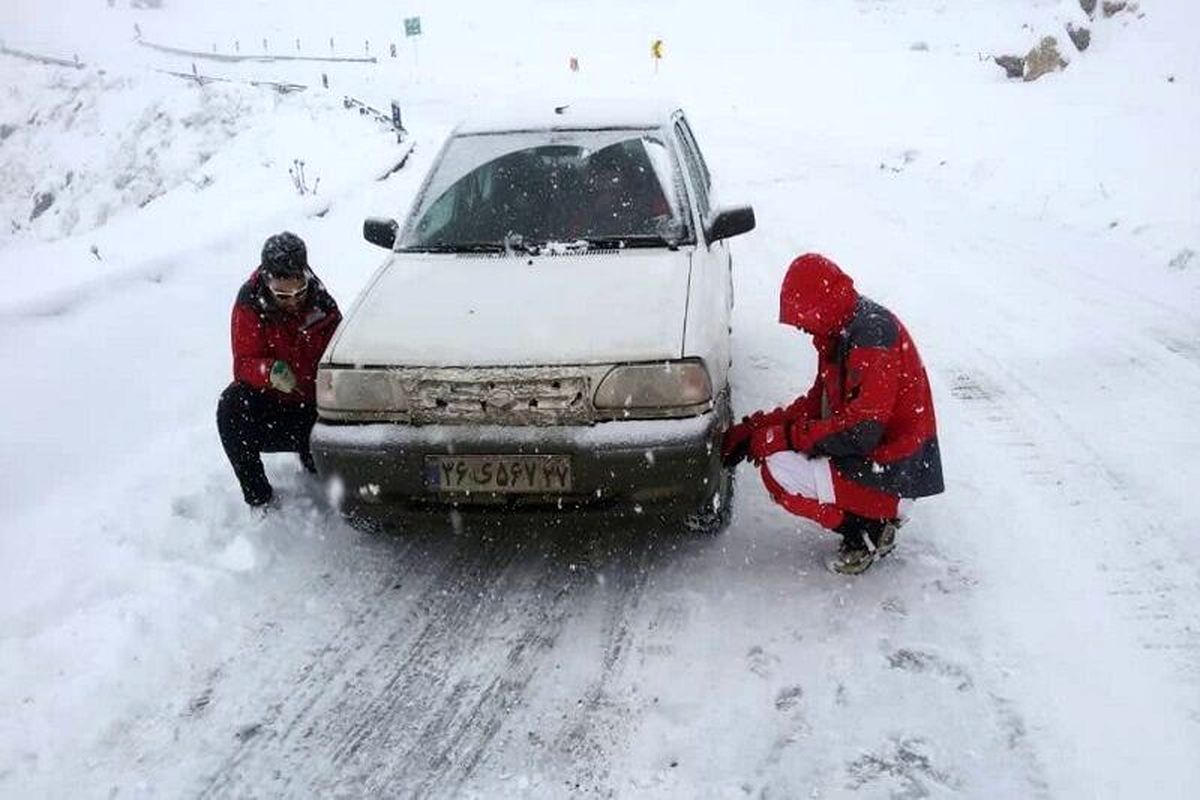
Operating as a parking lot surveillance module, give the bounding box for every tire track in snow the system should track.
[540,542,659,795]
[195,528,528,797]
[382,531,681,798]
[945,352,1200,787]
[195,526,676,798]
[357,551,588,798]
[955,354,1200,680]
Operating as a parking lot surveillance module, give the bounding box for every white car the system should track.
[312,100,755,530]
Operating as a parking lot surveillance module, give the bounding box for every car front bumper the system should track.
[310,411,725,520]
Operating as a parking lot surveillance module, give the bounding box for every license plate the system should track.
[425,455,573,494]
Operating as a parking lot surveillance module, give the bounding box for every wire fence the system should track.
[136,37,378,65]
[0,44,84,69]
[0,40,409,143]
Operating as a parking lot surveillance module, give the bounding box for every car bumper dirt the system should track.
[310,412,725,520]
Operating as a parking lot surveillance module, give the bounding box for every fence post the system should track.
[322,73,329,89]
[391,101,406,142]
[262,38,268,53]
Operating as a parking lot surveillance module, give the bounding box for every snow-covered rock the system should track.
[1024,36,1068,81]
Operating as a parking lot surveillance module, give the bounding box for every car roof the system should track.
[453,98,683,136]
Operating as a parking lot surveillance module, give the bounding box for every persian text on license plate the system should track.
[425,455,573,493]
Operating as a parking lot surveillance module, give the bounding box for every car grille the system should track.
[406,369,594,426]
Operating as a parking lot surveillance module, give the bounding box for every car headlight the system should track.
[592,359,712,418]
[317,367,409,412]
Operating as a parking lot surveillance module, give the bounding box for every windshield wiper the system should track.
[580,234,680,251]
[395,241,508,253]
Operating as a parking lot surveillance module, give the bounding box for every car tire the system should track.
[684,461,735,535]
[683,388,736,535]
[342,507,386,533]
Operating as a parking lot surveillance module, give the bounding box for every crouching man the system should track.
[217,232,341,507]
[723,254,944,573]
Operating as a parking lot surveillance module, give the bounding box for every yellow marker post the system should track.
[651,39,664,73]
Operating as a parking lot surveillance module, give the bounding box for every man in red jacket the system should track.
[217,232,341,507]
[723,254,943,574]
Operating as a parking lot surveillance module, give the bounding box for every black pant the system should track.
[217,382,317,506]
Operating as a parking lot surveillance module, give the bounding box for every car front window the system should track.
[398,129,692,251]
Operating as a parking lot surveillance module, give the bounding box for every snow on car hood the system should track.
[326,250,692,367]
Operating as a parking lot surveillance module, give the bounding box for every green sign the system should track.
[404,17,422,37]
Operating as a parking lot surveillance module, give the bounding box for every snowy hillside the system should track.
[1,0,1197,797]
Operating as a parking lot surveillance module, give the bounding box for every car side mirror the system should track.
[705,205,756,244]
[363,217,399,250]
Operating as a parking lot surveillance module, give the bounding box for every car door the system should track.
[673,113,733,400]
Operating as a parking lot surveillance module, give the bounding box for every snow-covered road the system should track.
[2,1,1198,797]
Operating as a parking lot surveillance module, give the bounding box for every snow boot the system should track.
[828,515,899,575]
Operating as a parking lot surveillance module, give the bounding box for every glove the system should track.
[721,420,754,466]
[749,424,791,464]
[269,360,298,394]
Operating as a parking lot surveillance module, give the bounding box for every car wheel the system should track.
[342,508,385,533]
[684,463,735,535]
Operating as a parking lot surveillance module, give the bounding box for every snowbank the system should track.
[0,63,276,244]
[1,0,1197,797]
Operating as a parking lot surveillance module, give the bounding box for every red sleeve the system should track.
[288,301,343,401]
[792,346,898,456]
[232,304,273,389]
[790,381,823,421]
[315,304,342,352]
[302,302,342,360]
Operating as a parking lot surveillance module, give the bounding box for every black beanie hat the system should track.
[260,231,308,278]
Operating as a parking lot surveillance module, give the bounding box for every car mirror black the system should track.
[705,205,756,244]
[363,217,399,250]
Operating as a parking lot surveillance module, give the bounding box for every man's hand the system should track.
[269,360,298,394]
[749,424,791,464]
[721,419,754,466]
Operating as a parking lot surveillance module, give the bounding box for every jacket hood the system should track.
[778,253,859,336]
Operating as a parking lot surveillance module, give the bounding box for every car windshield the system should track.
[397,129,692,251]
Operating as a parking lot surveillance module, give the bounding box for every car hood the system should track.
[326,250,692,367]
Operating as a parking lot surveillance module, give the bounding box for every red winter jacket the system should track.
[759,254,943,499]
[230,270,341,404]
